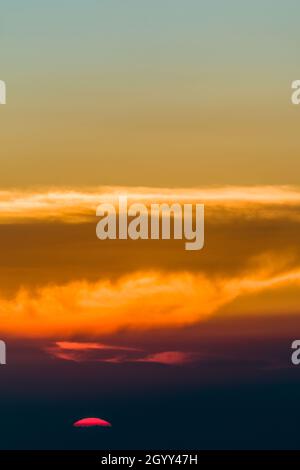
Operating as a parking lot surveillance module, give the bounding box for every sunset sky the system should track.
[0,0,300,450]
[1,0,300,187]
[0,185,299,340]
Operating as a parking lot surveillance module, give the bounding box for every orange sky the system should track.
[0,185,299,340]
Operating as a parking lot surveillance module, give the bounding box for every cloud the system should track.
[135,351,194,365]
[54,341,138,352]
[46,341,194,366]
[1,255,300,338]
[0,185,299,339]
[1,185,300,223]
[46,341,139,362]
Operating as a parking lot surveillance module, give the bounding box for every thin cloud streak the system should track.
[0,185,300,222]
[46,341,195,366]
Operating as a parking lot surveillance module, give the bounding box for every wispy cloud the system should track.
[46,341,194,366]
[1,185,300,222]
[46,341,139,362]
[135,351,195,365]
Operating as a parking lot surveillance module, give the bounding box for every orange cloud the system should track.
[0,185,298,339]
[0,185,300,222]
[0,257,300,338]
[54,341,138,351]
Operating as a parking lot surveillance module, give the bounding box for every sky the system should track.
[1,0,300,186]
[0,0,300,450]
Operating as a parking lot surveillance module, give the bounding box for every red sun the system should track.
[73,417,112,428]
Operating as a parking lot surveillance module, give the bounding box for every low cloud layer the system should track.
[46,341,194,365]
[0,258,299,338]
